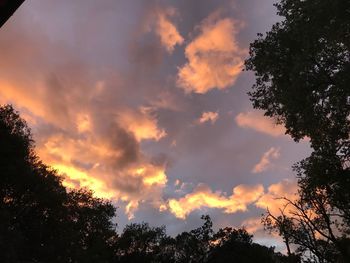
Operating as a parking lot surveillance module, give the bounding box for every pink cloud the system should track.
[177,14,246,93]
[255,179,298,215]
[235,111,286,137]
[198,111,219,124]
[155,8,184,53]
[252,147,280,173]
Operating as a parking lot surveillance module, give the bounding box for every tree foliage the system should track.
[0,105,117,262]
[246,0,350,261]
[113,215,294,263]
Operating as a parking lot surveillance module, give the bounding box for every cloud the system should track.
[167,183,264,219]
[0,11,171,219]
[177,14,246,94]
[53,163,117,199]
[241,217,264,234]
[252,147,280,173]
[235,111,286,137]
[147,91,185,112]
[255,179,298,215]
[117,107,167,142]
[198,111,219,124]
[37,126,169,219]
[137,6,183,55]
[155,8,184,53]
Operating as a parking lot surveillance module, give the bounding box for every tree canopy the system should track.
[246,0,350,262]
[0,105,117,262]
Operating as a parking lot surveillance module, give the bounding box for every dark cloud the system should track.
[111,172,144,194]
[108,122,140,168]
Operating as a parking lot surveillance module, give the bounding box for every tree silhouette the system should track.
[0,105,117,262]
[207,227,294,263]
[246,0,350,261]
[174,215,214,263]
[115,222,167,263]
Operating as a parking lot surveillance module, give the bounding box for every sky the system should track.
[0,0,311,249]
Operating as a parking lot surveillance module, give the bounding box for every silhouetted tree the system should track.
[174,215,213,263]
[207,227,297,263]
[0,105,117,262]
[115,222,167,263]
[263,196,344,263]
[246,0,350,261]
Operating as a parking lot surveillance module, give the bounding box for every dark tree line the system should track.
[245,0,350,262]
[0,104,295,262]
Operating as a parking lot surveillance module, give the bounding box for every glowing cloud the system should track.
[155,8,184,53]
[167,183,264,219]
[255,179,298,215]
[177,15,245,93]
[132,164,168,186]
[53,163,116,199]
[198,111,219,124]
[118,108,166,142]
[76,113,92,133]
[42,135,168,219]
[252,147,280,173]
[235,111,286,137]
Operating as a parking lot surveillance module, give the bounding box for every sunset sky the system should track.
[0,0,311,248]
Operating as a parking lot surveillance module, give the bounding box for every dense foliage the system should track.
[0,104,295,262]
[246,0,350,262]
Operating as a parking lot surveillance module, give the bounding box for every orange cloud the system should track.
[255,179,298,215]
[177,15,246,93]
[198,111,219,124]
[132,164,167,187]
[76,113,93,133]
[118,107,166,142]
[235,111,286,137]
[167,183,264,219]
[241,217,264,234]
[53,163,116,199]
[252,147,280,173]
[120,163,168,219]
[155,8,184,53]
[0,81,47,123]
[0,30,168,217]
[36,128,169,219]
[1,78,168,221]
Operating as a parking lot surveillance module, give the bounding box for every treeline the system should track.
[0,104,295,262]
